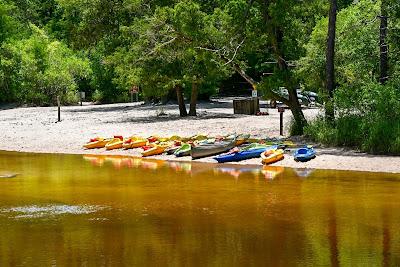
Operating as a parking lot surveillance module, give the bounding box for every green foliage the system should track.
[108,1,230,102]
[0,26,91,105]
[298,0,380,92]
[306,83,400,154]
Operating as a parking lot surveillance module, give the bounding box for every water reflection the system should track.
[0,151,400,266]
[82,154,288,181]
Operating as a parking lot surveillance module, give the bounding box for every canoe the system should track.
[83,138,110,149]
[105,138,124,150]
[122,137,147,149]
[294,146,316,162]
[214,144,272,163]
[261,149,285,165]
[191,138,236,160]
[174,143,191,157]
[141,143,170,157]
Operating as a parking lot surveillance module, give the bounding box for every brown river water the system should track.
[0,151,400,266]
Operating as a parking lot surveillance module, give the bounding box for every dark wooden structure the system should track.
[233,98,260,115]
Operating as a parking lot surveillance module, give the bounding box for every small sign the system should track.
[252,90,258,98]
[131,85,139,94]
[278,107,285,113]
[80,91,85,99]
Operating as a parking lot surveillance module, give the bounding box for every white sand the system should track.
[1,99,399,173]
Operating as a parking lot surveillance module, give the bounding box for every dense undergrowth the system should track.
[305,83,400,154]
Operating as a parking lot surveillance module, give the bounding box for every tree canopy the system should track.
[0,0,399,151]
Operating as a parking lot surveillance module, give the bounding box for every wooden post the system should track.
[57,96,61,122]
[278,107,285,136]
[136,92,139,102]
[130,90,134,103]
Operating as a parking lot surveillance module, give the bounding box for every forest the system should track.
[0,0,399,154]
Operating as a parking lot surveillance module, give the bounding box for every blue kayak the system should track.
[214,145,278,163]
[294,147,316,162]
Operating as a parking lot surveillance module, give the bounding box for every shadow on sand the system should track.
[103,112,242,124]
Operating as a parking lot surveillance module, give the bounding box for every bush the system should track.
[304,116,337,145]
[306,83,400,155]
[0,25,91,105]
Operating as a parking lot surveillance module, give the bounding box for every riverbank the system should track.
[1,100,399,173]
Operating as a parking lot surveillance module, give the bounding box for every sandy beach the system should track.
[1,99,399,173]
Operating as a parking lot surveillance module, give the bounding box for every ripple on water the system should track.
[0,204,107,219]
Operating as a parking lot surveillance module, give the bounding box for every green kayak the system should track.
[174,143,191,157]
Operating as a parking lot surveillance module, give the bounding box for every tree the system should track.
[325,0,338,122]
[379,0,389,84]
[109,1,228,116]
[196,0,329,134]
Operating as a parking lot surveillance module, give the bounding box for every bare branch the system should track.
[223,38,246,66]
[136,37,177,63]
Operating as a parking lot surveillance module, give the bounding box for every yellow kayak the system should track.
[261,149,284,165]
[105,138,124,150]
[83,138,110,149]
[141,143,171,157]
[122,137,147,149]
[168,135,182,141]
[235,134,250,146]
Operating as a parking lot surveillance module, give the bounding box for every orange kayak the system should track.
[122,137,147,149]
[141,145,166,157]
[105,138,124,150]
[261,149,284,165]
[141,143,171,157]
[83,138,110,149]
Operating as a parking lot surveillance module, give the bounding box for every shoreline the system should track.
[1,101,399,174]
[2,147,400,174]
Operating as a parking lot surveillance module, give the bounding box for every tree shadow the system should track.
[64,99,256,114]
[0,103,19,111]
[104,112,242,124]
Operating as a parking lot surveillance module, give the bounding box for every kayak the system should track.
[141,143,170,157]
[168,135,182,141]
[122,137,147,149]
[105,138,124,150]
[165,145,181,155]
[235,134,250,146]
[191,138,236,159]
[261,149,285,165]
[83,138,110,149]
[174,143,191,157]
[294,146,316,162]
[213,144,272,163]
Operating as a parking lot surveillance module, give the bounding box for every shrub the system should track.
[0,25,91,105]
[306,83,400,155]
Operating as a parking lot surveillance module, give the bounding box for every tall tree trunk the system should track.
[379,0,389,84]
[189,81,198,116]
[326,0,338,122]
[262,0,307,135]
[175,85,187,117]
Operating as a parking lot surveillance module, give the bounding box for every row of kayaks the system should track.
[214,144,316,165]
[83,134,316,164]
